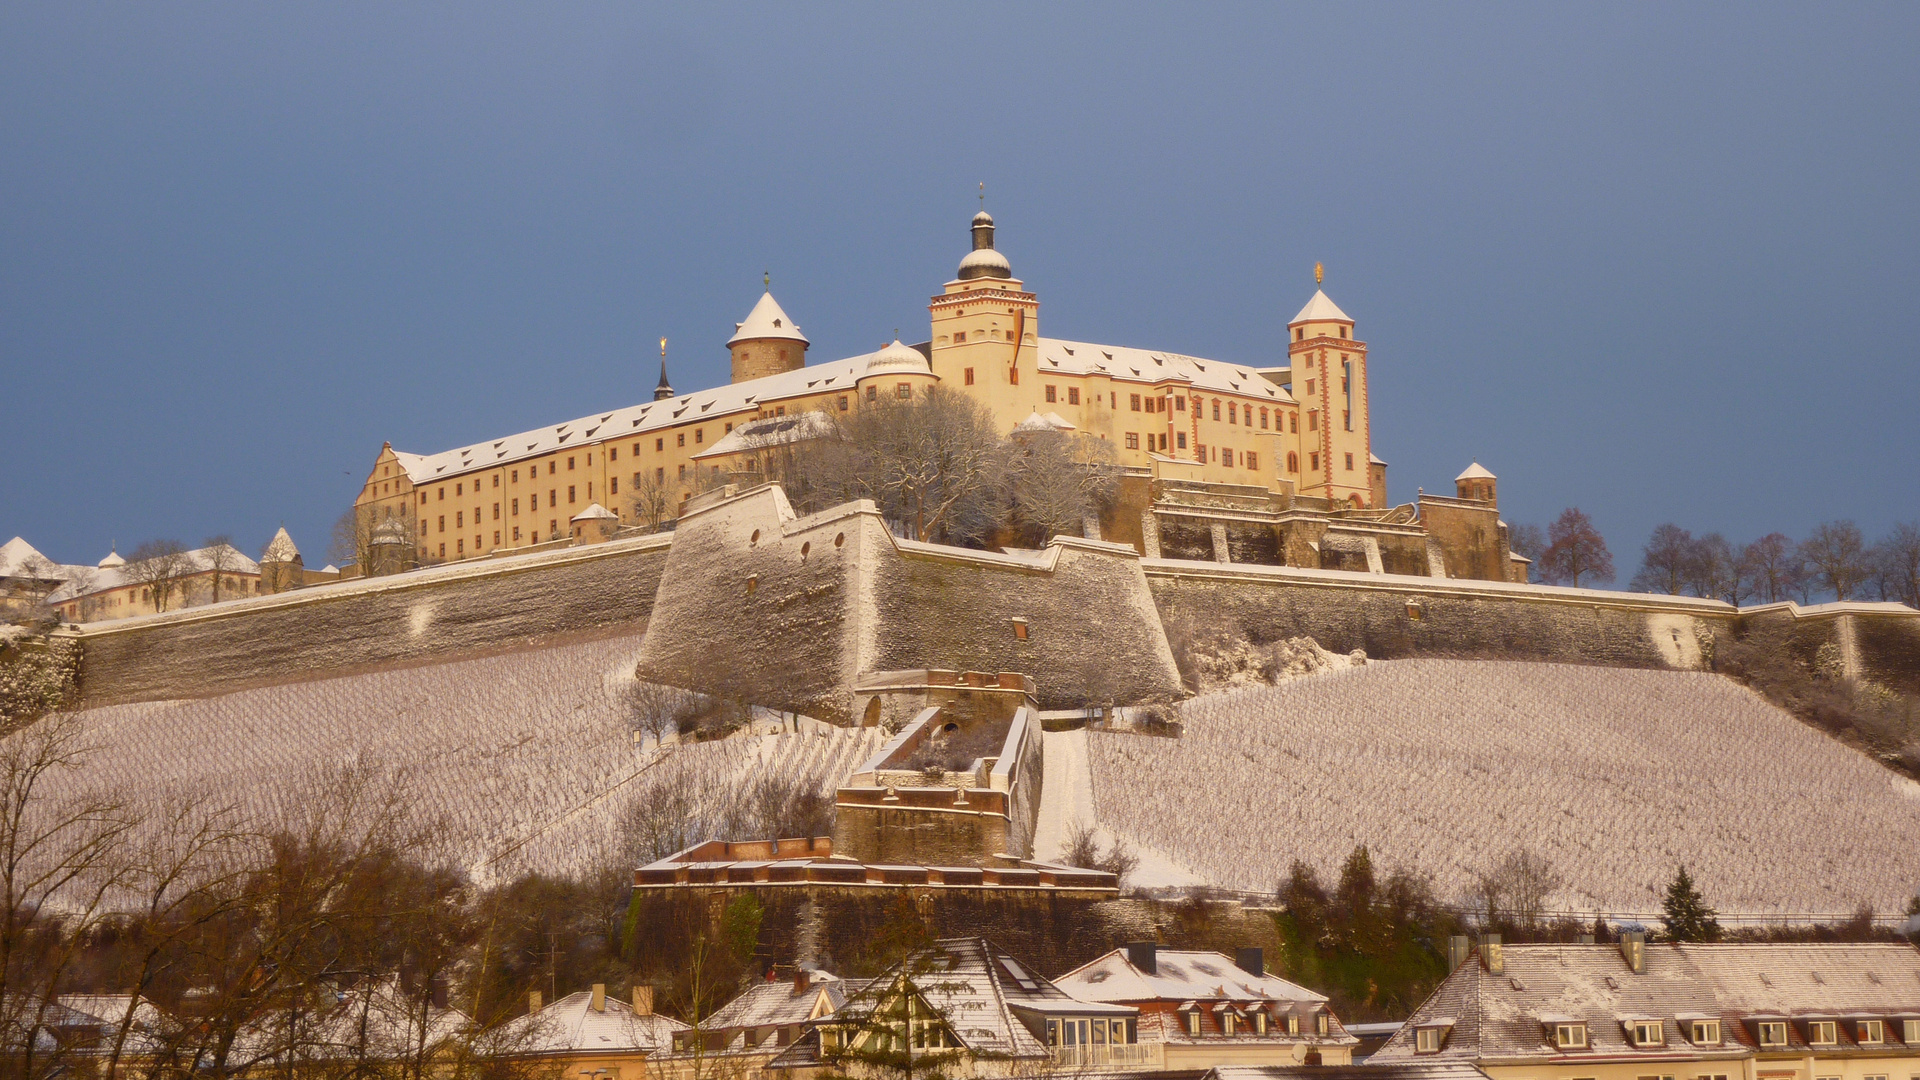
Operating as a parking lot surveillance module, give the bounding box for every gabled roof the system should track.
[1032,338,1297,403]
[1290,290,1352,325]
[1455,462,1496,482]
[1055,949,1329,1007]
[727,291,809,346]
[503,990,687,1057]
[702,976,856,1031]
[1373,943,1920,1065]
[45,544,262,605]
[0,537,64,581]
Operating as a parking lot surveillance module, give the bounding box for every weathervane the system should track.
[763,269,770,290]
[979,181,985,210]
[1315,261,1324,286]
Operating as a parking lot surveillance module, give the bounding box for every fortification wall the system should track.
[1145,558,1738,671]
[63,534,671,706]
[1737,601,1920,695]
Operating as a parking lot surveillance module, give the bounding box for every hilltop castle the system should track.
[353,212,1524,582]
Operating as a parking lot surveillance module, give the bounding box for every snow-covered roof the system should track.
[504,990,687,1057]
[1055,949,1329,1007]
[260,527,300,563]
[702,976,856,1032]
[1012,410,1077,433]
[46,543,262,605]
[1370,453,1388,466]
[727,291,809,346]
[1290,289,1352,325]
[693,410,838,461]
[865,337,931,376]
[98,548,125,568]
[957,246,1013,280]
[1455,462,1496,482]
[570,502,618,522]
[392,333,1297,489]
[0,537,64,581]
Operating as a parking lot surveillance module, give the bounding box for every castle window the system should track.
[421,493,428,504]
[1260,408,1269,428]
[587,482,593,498]
[609,447,617,461]
[456,482,463,495]
[1125,433,1139,449]
[1046,385,1056,403]
[1295,327,1304,341]
[1309,411,1319,431]
[549,461,557,474]
[954,331,966,343]
[1175,396,1185,411]
[512,499,519,515]
[438,544,445,558]
[866,385,877,402]
[493,530,500,545]
[695,428,703,444]
[676,433,685,447]
[897,383,911,399]
[1306,379,1315,395]
[1345,453,1354,470]
[437,515,445,533]
[964,368,975,385]
[438,487,445,500]
[492,503,500,519]
[656,438,664,451]
[456,539,464,555]
[1344,409,1352,430]
[1212,400,1221,420]
[1229,403,1237,424]
[656,467,665,481]
[1176,432,1187,449]
[1068,387,1080,404]
[677,464,685,479]
[549,490,557,508]
[1248,452,1258,470]
[724,422,732,433]
[1130,394,1142,412]
[567,457,575,470]
[610,478,618,495]
[568,486,576,504]
[1196,442,1205,460]
[1310,452,1320,471]
[1290,413,1298,433]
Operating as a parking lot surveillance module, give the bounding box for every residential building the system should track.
[1372,938,1920,1080]
[501,984,687,1080]
[46,542,262,623]
[766,937,1140,1077]
[658,969,858,1076]
[1054,945,1359,1069]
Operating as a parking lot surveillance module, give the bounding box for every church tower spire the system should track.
[654,338,674,401]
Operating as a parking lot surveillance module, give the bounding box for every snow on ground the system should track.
[44,632,879,884]
[1034,726,1206,890]
[1086,659,1920,916]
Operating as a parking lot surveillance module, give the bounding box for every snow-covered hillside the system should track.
[52,632,878,881]
[1087,660,1920,916]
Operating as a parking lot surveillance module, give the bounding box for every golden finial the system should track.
[979,181,985,210]
[660,337,667,358]
[1314,262,1324,286]
[763,269,770,290]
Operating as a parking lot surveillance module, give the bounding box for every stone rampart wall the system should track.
[62,534,671,706]
[1145,558,1739,671]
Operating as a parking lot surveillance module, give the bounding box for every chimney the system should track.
[1480,933,1504,976]
[529,990,543,1014]
[591,983,606,1012]
[1621,931,1646,974]
[633,985,654,1016]
[794,968,812,996]
[1447,935,1472,971]
[1127,941,1158,976]
[1236,948,1265,977]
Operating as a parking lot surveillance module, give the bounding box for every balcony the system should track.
[1049,1042,1162,1069]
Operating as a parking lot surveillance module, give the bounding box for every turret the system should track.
[727,290,809,383]
[1455,462,1497,506]
[1286,265,1372,508]
[259,527,305,594]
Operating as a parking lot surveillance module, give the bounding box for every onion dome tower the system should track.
[856,338,939,401]
[956,211,1013,281]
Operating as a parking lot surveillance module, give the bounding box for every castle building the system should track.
[353,212,1386,567]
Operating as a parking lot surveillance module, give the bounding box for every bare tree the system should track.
[1060,822,1139,889]
[1473,848,1562,927]
[1687,533,1739,604]
[1631,523,1693,595]
[1539,508,1614,588]
[627,470,678,534]
[1008,429,1120,544]
[1801,520,1869,601]
[1508,523,1546,582]
[122,540,194,613]
[1738,533,1805,605]
[1872,522,1920,608]
[200,534,244,604]
[625,679,700,748]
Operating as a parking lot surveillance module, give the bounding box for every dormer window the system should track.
[1286,1013,1300,1035]
[1629,1020,1665,1047]
[1857,1020,1883,1045]
[1756,1022,1788,1048]
[1316,1012,1330,1036]
[1689,1020,1721,1045]
[1554,1022,1589,1049]
[1254,1012,1269,1036]
[1414,1023,1453,1054]
[1806,1021,1838,1046]
[1902,1019,1920,1044]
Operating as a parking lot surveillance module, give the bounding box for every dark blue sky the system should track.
[4,4,1916,569]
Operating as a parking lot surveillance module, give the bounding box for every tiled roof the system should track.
[1374,943,1920,1064]
[503,990,687,1057]
[1057,949,1331,1007]
[701,976,856,1031]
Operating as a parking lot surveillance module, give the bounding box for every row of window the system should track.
[1542,1016,1918,1052]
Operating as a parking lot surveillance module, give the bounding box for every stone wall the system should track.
[1145,558,1740,671]
[62,534,671,706]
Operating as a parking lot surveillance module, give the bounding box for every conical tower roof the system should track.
[1455,462,1496,482]
[726,291,809,346]
[261,527,301,563]
[1289,289,1352,325]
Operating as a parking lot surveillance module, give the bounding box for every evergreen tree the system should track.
[1661,866,1721,942]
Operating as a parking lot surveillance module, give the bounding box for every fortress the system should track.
[349,212,1528,584]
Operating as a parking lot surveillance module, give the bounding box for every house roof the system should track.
[1290,290,1352,325]
[1372,943,1920,1065]
[1055,949,1330,1007]
[1455,462,1496,482]
[0,537,62,581]
[727,291,809,346]
[503,990,687,1057]
[1031,338,1297,405]
[46,543,262,605]
[570,503,618,522]
[702,975,857,1031]
[693,410,839,461]
[261,527,300,563]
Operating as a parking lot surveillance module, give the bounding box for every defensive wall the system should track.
[42,482,1920,710]
[56,532,671,706]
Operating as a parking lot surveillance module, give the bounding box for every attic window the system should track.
[1856,1020,1882,1045]
[1755,1022,1788,1047]
[773,319,782,327]
[1415,1026,1448,1053]
[1806,1021,1837,1046]
[1689,1020,1721,1045]
[1554,1022,1589,1049]
[1629,1020,1664,1047]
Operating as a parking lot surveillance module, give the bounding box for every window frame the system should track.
[1555,1022,1589,1049]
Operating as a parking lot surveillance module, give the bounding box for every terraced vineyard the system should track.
[50,632,878,880]
[1087,660,1920,916]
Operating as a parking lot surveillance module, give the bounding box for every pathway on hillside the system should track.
[1034,726,1208,891]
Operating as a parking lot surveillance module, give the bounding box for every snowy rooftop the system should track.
[1290,289,1352,325]
[1374,943,1920,1064]
[0,537,65,581]
[46,543,261,605]
[1054,949,1329,1007]
[727,291,809,346]
[503,990,686,1057]
[1455,462,1497,481]
[570,502,618,522]
[260,527,300,563]
[1031,338,1297,404]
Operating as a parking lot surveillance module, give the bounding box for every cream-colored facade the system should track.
[355,212,1378,567]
